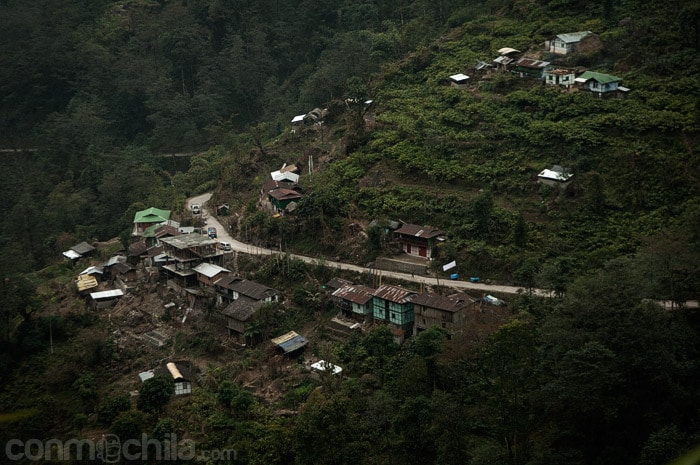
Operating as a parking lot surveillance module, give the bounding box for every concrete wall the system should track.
[375,257,428,275]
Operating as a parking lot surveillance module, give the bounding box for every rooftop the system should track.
[133,207,170,224]
[577,70,622,84]
[160,234,218,249]
[373,284,415,304]
[394,223,444,239]
[556,31,592,43]
[332,284,375,305]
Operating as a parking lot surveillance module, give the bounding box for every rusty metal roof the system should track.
[373,284,415,303]
[332,284,375,304]
[514,58,550,69]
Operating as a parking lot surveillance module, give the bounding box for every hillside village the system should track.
[61,198,514,402]
[55,26,659,405]
[2,1,699,462]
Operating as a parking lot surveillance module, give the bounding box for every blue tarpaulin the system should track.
[272,331,308,353]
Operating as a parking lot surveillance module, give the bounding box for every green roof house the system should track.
[575,71,628,96]
[133,207,171,236]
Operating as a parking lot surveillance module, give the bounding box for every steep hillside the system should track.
[237,5,700,299]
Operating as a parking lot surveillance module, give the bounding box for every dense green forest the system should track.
[1,0,699,463]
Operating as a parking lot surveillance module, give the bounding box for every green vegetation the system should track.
[0,0,698,464]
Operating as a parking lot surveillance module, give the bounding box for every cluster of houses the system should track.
[451,31,630,97]
[262,163,303,215]
[326,278,506,343]
[67,199,489,346]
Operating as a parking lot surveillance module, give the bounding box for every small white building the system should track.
[89,289,124,309]
[544,68,577,88]
[548,31,592,55]
[448,73,470,87]
[538,165,574,189]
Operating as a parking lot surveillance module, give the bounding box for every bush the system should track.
[137,375,174,413]
[98,394,131,426]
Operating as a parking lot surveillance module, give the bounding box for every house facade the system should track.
[372,284,416,334]
[332,284,375,322]
[214,276,282,307]
[575,71,623,95]
[133,207,172,236]
[512,58,550,79]
[267,188,302,213]
[544,68,577,87]
[220,296,267,340]
[548,31,592,55]
[394,223,444,259]
[192,262,230,288]
[262,178,303,215]
[411,292,481,338]
[159,235,221,289]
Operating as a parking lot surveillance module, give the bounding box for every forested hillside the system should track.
[1,0,699,464]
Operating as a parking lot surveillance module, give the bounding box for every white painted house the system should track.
[448,73,470,87]
[548,31,592,55]
[538,165,574,189]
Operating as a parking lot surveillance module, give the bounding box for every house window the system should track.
[391,313,396,319]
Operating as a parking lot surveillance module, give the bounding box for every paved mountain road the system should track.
[186,193,540,297]
[185,194,699,306]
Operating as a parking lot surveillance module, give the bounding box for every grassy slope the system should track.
[259,6,699,286]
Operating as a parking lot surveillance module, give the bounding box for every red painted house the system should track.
[393,223,444,259]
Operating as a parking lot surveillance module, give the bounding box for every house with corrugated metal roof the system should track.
[214,275,282,306]
[212,276,281,343]
[220,296,269,341]
[372,284,417,334]
[332,284,375,322]
[159,234,222,290]
[193,262,230,287]
[139,361,193,395]
[272,330,308,355]
[132,207,176,236]
[411,291,481,338]
[548,31,593,55]
[143,223,180,248]
[538,165,574,189]
[448,73,470,87]
[267,187,302,214]
[575,71,629,96]
[492,47,520,71]
[512,57,551,79]
[62,241,95,260]
[393,223,444,259]
[89,289,124,309]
